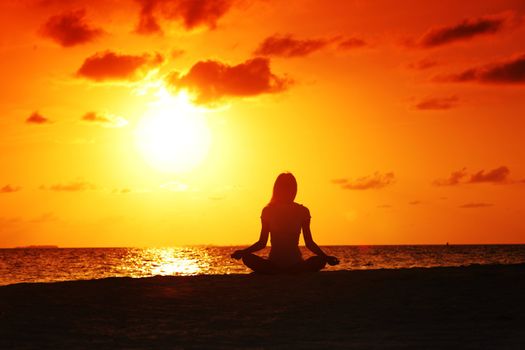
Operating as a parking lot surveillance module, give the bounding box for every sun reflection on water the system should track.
[122,247,204,277]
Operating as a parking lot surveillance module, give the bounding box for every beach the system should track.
[1,264,524,349]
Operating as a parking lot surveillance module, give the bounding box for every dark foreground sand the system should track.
[1,264,524,349]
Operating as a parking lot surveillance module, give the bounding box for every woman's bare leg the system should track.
[242,253,278,274]
[301,256,327,272]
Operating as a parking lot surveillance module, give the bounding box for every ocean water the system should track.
[1,245,524,286]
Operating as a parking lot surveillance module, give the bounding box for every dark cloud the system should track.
[414,96,458,110]
[81,112,128,128]
[338,37,366,50]
[434,166,511,186]
[135,0,162,35]
[459,202,494,208]
[409,201,422,205]
[42,180,96,192]
[167,57,289,104]
[331,178,349,185]
[76,51,163,81]
[82,112,110,123]
[440,54,525,84]
[254,34,331,57]
[253,34,366,58]
[1,185,21,193]
[434,168,467,186]
[134,0,234,34]
[334,172,395,190]
[408,59,438,70]
[40,9,104,47]
[469,166,510,184]
[26,111,50,124]
[419,15,506,47]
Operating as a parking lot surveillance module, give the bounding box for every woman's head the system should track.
[270,173,297,204]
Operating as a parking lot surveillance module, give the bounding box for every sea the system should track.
[1,245,524,286]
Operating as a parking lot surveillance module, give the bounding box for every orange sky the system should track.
[1,0,524,247]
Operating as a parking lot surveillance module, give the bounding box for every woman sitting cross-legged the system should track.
[231,173,339,274]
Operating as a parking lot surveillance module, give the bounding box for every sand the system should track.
[1,264,524,349]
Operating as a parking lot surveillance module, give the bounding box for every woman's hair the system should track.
[270,173,297,204]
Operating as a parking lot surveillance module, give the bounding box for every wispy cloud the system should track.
[459,202,493,208]
[81,112,128,128]
[41,180,96,192]
[26,111,50,124]
[134,0,235,35]
[418,14,509,48]
[1,185,22,193]
[254,34,332,57]
[40,9,104,47]
[76,51,163,81]
[333,172,395,190]
[438,53,525,84]
[434,166,513,186]
[414,96,458,110]
[408,58,439,70]
[254,34,366,58]
[167,57,289,105]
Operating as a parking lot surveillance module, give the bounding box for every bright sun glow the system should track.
[136,88,211,173]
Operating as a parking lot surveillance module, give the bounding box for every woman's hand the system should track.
[231,250,245,260]
[325,255,339,266]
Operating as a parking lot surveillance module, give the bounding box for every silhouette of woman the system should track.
[231,173,339,274]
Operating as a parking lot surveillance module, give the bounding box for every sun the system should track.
[135,88,211,173]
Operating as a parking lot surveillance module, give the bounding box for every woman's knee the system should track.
[242,253,276,274]
[304,255,327,271]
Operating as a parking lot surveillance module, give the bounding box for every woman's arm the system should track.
[302,219,339,265]
[231,221,270,259]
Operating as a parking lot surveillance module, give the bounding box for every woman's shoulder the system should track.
[263,202,309,211]
[293,202,311,216]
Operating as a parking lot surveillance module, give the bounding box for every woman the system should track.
[231,173,339,274]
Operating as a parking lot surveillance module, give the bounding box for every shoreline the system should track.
[1,263,524,349]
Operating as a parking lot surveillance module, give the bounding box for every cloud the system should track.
[112,188,132,194]
[42,180,96,192]
[338,37,367,50]
[76,51,163,81]
[81,112,128,128]
[434,166,511,186]
[135,0,162,35]
[1,185,21,193]
[408,58,439,70]
[167,57,289,104]
[469,166,510,183]
[414,96,458,110]
[254,34,331,57]
[26,111,50,124]
[434,168,468,186]
[459,202,493,208]
[134,0,234,34]
[253,34,366,57]
[409,201,422,205]
[40,9,104,47]
[439,54,525,84]
[333,172,395,190]
[418,14,507,48]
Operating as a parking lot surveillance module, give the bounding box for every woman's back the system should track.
[262,202,310,267]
